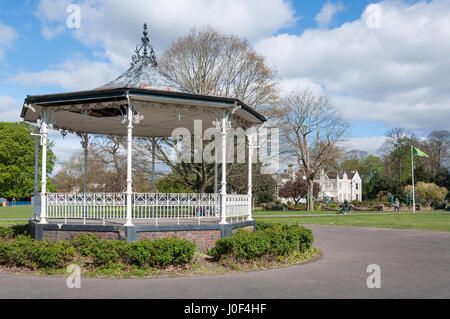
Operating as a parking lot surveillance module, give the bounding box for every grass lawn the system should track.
[0,220,28,226]
[0,205,33,219]
[253,209,338,215]
[256,213,450,232]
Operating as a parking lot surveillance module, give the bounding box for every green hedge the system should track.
[0,228,196,271]
[0,235,75,269]
[211,222,313,261]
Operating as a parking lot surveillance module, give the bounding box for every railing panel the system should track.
[43,192,222,221]
[46,193,126,220]
[132,193,221,219]
[225,194,250,218]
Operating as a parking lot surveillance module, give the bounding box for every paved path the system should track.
[0,225,449,298]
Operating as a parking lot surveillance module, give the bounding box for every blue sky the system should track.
[1,0,449,170]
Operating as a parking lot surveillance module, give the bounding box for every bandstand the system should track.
[21,24,265,250]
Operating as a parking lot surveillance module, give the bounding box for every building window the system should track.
[356,194,359,200]
[356,183,359,190]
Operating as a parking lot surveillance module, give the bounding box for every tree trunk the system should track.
[307,179,314,211]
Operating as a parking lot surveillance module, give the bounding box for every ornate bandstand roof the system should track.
[20,24,265,137]
[97,24,190,93]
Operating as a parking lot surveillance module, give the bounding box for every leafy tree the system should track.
[155,172,195,193]
[432,168,450,191]
[405,182,448,207]
[0,122,56,199]
[359,155,384,200]
[227,163,277,204]
[341,158,362,173]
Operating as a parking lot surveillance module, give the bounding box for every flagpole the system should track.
[411,144,415,213]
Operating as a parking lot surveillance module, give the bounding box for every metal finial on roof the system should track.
[131,23,157,67]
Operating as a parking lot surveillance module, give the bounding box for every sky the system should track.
[1,0,449,172]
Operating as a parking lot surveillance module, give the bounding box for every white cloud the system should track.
[255,0,450,132]
[10,57,121,91]
[36,0,296,68]
[278,78,323,98]
[0,21,17,59]
[16,0,296,93]
[0,96,20,122]
[315,1,345,28]
[341,136,386,156]
[36,0,72,39]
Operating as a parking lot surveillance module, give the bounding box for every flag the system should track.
[413,146,429,157]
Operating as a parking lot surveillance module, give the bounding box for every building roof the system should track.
[324,171,358,180]
[20,24,266,137]
[96,24,190,93]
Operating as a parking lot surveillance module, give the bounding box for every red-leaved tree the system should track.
[279,176,320,206]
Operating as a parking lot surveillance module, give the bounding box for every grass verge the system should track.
[256,213,450,232]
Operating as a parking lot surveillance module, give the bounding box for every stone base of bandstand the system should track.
[29,219,256,251]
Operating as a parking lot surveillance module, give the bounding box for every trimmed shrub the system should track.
[0,235,75,269]
[125,239,153,266]
[212,230,270,261]
[83,240,126,266]
[31,240,75,269]
[149,237,196,267]
[0,228,14,240]
[0,230,196,271]
[211,222,314,261]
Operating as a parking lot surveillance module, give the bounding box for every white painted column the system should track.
[220,112,228,224]
[247,133,254,221]
[81,133,89,193]
[39,114,48,224]
[151,137,156,192]
[214,150,218,193]
[125,102,134,226]
[411,145,416,213]
[33,125,39,220]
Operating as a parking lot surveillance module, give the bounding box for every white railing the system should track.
[46,193,126,220]
[44,192,221,221]
[43,192,249,222]
[226,194,250,219]
[132,193,220,220]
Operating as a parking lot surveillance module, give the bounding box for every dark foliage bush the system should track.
[0,235,75,269]
[0,227,196,271]
[211,222,313,261]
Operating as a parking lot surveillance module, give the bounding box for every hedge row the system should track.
[210,221,313,261]
[0,229,196,270]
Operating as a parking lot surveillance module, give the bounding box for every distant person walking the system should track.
[394,198,400,213]
[344,199,349,215]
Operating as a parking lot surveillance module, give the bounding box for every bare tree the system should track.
[90,136,127,192]
[379,128,416,184]
[276,89,349,210]
[159,26,278,110]
[426,130,450,172]
[148,26,279,192]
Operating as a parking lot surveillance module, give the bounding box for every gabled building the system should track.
[274,165,362,203]
[316,170,362,203]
